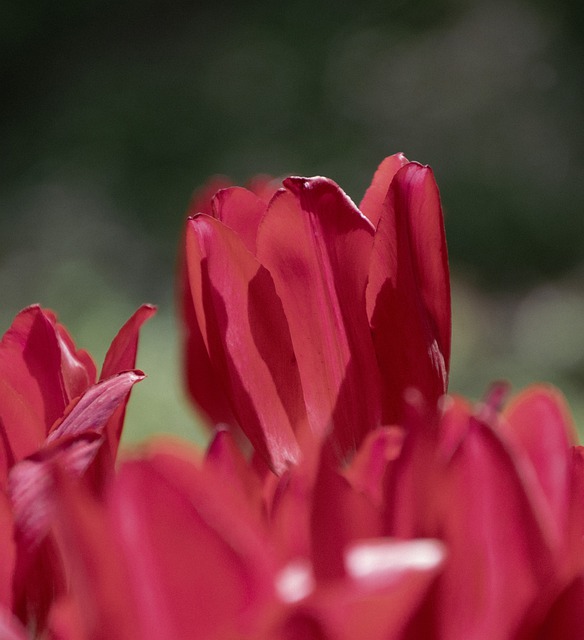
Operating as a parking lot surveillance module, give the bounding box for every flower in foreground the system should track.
[0,304,154,633]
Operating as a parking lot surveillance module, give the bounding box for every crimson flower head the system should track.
[181,153,451,471]
[0,304,154,631]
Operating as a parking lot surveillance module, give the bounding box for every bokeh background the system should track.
[2,0,584,442]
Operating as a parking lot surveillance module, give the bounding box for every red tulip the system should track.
[181,154,451,471]
[49,435,444,640]
[384,384,584,638]
[0,304,154,629]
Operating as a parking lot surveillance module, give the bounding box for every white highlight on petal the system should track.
[345,538,445,581]
[275,558,315,603]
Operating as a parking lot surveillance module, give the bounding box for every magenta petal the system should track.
[100,305,156,380]
[212,187,267,255]
[257,178,381,453]
[359,153,409,227]
[186,215,304,473]
[366,163,451,423]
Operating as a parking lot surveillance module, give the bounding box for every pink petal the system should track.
[257,178,381,454]
[366,163,451,423]
[186,215,304,473]
[359,153,409,227]
[211,187,267,255]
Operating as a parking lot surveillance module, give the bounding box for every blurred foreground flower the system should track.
[0,304,154,634]
[0,154,583,639]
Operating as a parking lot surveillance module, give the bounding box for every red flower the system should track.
[48,435,444,640]
[384,384,584,638]
[181,154,451,472]
[0,304,154,629]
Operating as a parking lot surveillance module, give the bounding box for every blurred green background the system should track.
[1,0,583,442]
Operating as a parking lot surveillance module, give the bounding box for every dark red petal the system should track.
[366,163,451,423]
[180,242,236,429]
[257,178,381,454]
[359,153,409,227]
[0,306,67,484]
[186,216,304,473]
[100,305,156,381]
[0,492,16,609]
[212,187,267,255]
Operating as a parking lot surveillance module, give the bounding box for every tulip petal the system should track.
[435,417,553,639]
[359,153,409,227]
[100,305,156,381]
[366,163,450,423]
[311,442,382,581]
[503,385,576,546]
[186,215,304,473]
[47,371,144,444]
[284,538,444,640]
[257,178,381,453]
[0,307,68,480]
[211,187,267,255]
[108,450,276,640]
[51,469,140,640]
[0,492,16,609]
[0,607,28,640]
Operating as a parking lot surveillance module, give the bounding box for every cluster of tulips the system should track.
[1,154,583,639]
